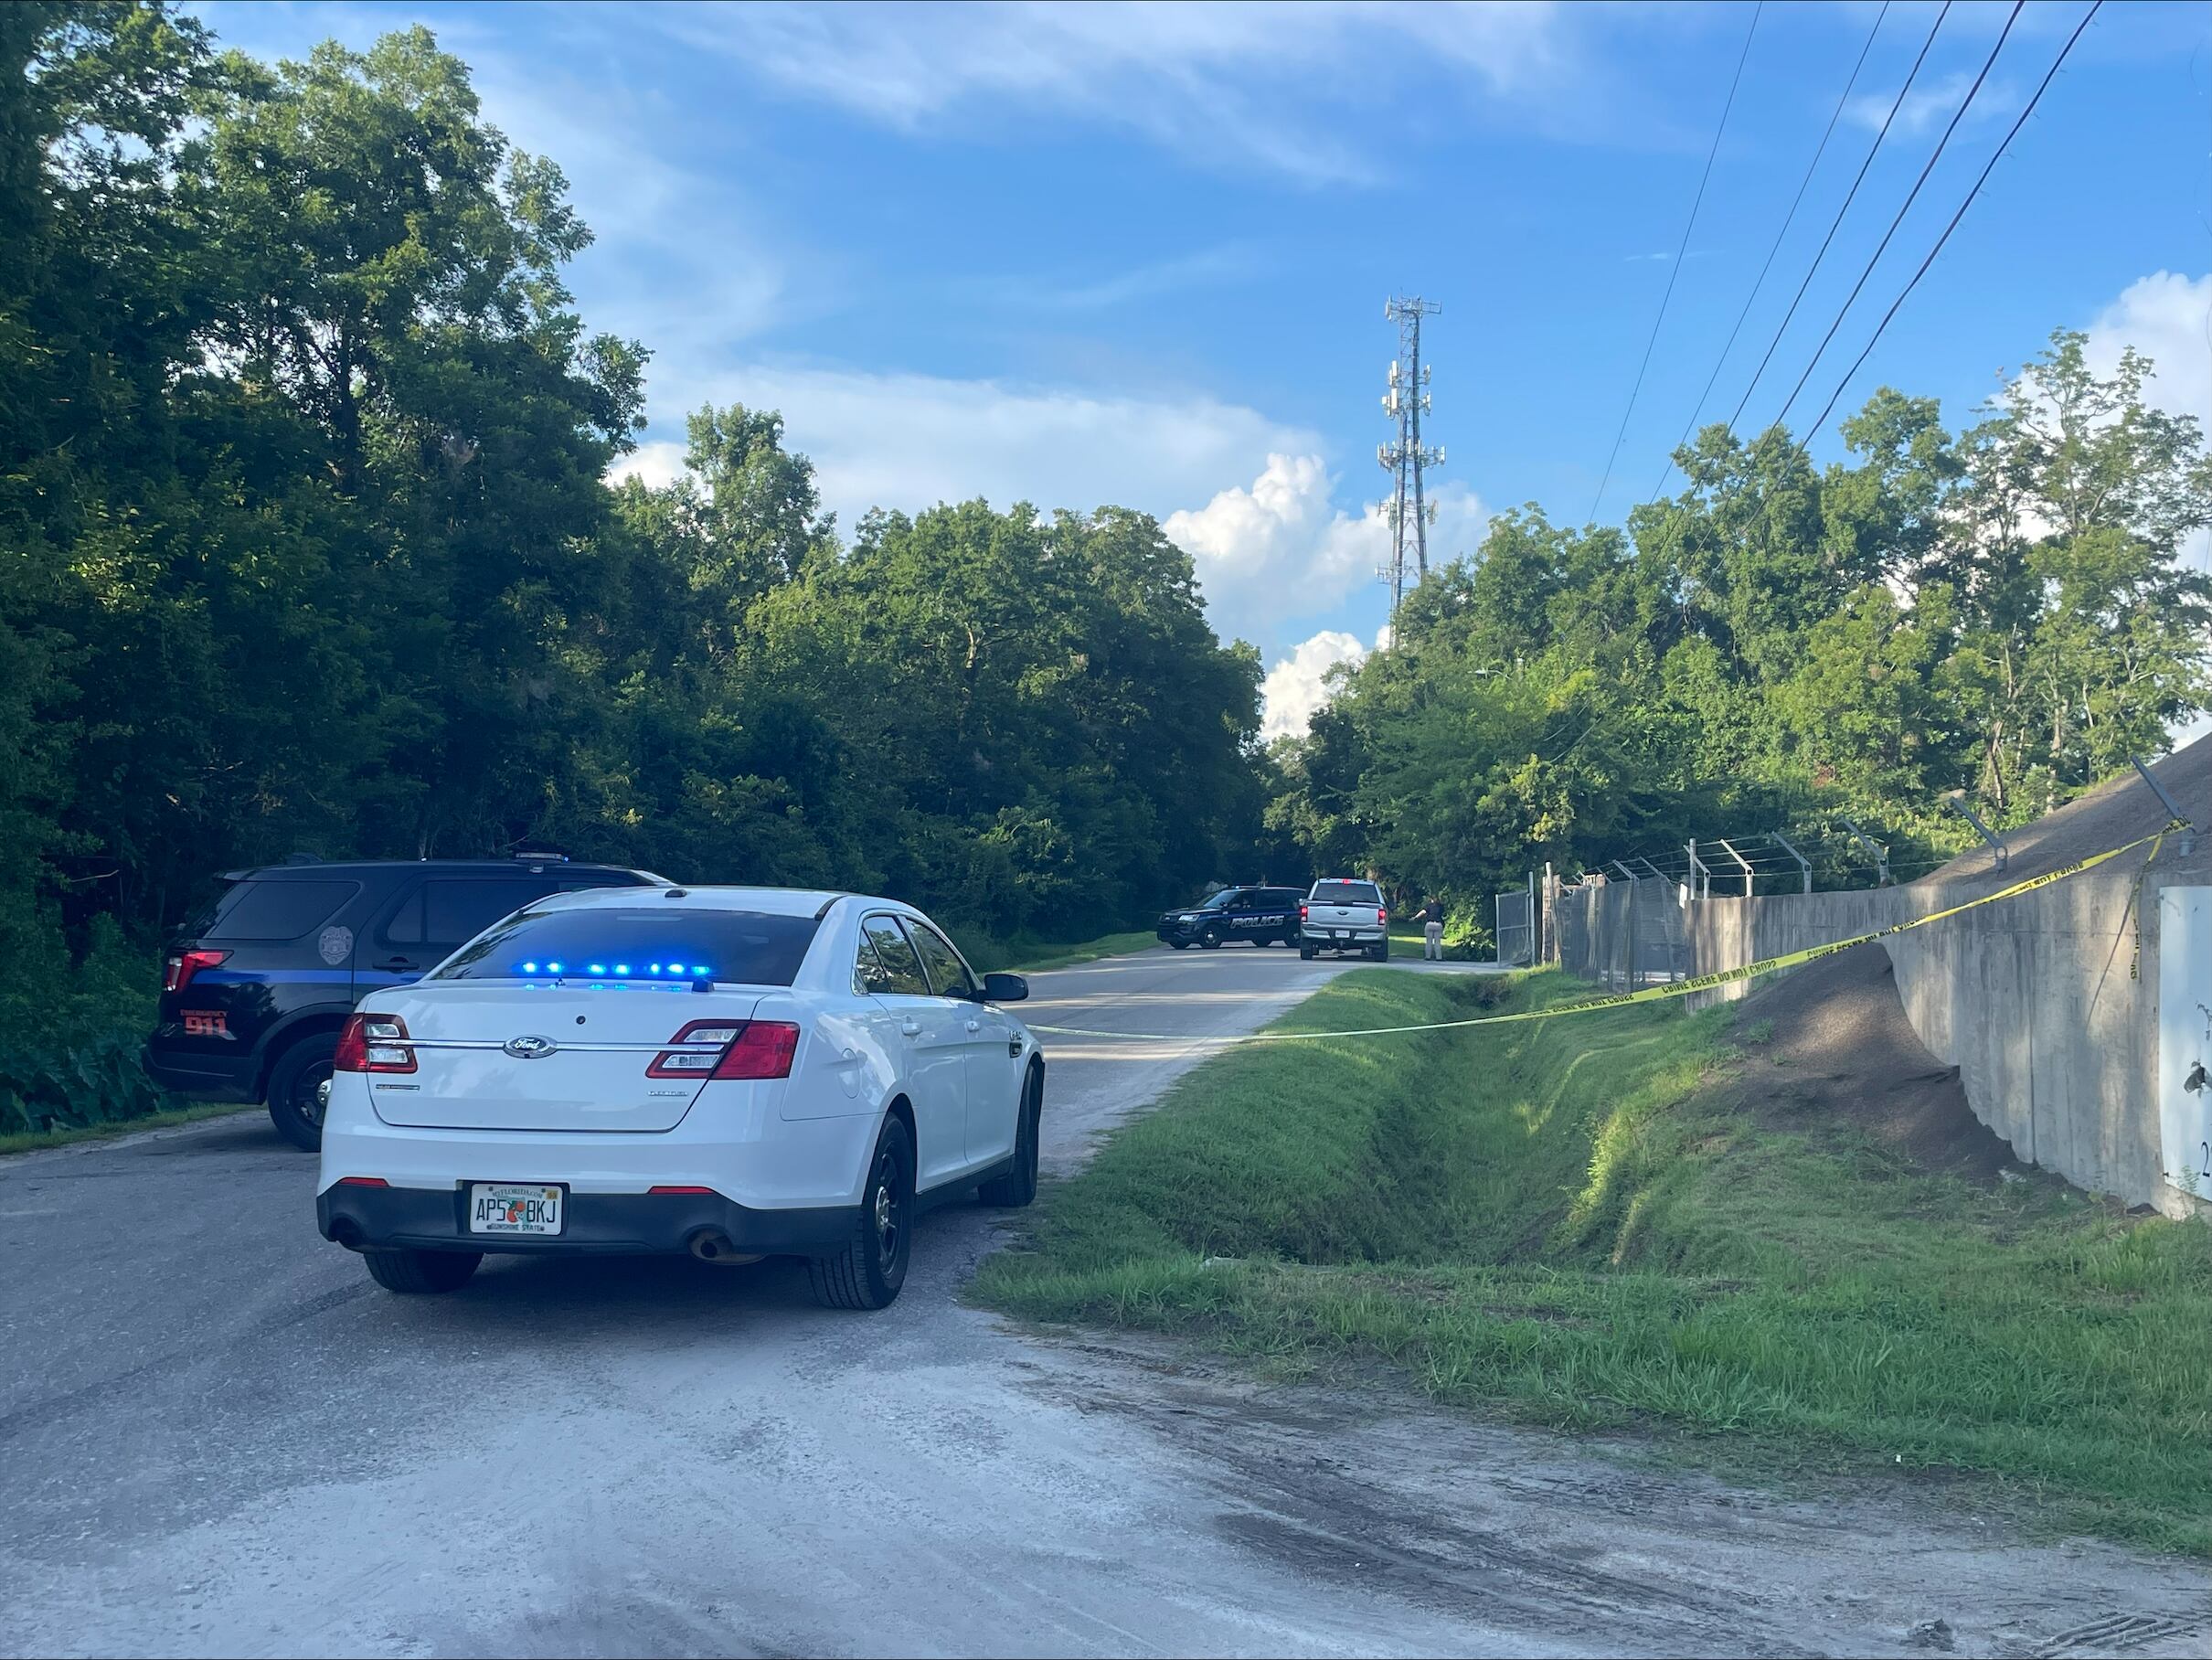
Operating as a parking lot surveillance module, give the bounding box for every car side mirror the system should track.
[980,972,1028,1003]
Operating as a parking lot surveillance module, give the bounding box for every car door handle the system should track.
[900,1018,921,1038]
[375,956,420,972]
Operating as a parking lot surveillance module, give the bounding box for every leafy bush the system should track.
[0,916,173,1137]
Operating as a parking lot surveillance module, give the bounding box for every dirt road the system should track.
[0,945,2202,1657]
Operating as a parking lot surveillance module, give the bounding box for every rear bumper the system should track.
[142,1042,257,1102]
[1300,929,1385,947]
[316,1184,858,1258]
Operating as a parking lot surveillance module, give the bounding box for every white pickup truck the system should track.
[1299,878,1388,962]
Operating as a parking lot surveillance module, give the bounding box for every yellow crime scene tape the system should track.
[1026,820,2185,1046]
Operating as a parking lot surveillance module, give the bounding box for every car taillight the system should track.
[164,949,229,993]
[335,1013,416,1073]
[1299,904,1309,921]
[717,1022,801,1080]
[648,1020,800,1080]
[1378,907,1389,925]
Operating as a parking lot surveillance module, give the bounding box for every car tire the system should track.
[1299,942,1315,960]
[810,1115,914,1311]
[1199,928,1223,950]
[266,1033,339,1152]
[1168,940,1188,950]
[1368,941,1389,962]
[979,1067,1043,1208]
[363,1248,482,1294]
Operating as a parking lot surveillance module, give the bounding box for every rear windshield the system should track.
[1310,881,1381,905]
[433,909,822,985]
[201,879,360,942]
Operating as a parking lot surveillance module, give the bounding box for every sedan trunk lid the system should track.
[362,983,760,1133]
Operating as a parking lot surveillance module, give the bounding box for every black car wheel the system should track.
[1199,927,1223,949]
[364,1249,481,1294]
[810,1116,914,1310]
[266,1033,338,1152]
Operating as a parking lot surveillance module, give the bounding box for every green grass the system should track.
[973,968,2212,1556]
[0,1100,261,1158]
[1387,926,1486,961]
[955,928,1159,974]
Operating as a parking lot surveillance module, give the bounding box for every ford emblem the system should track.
[504,1035,558,1060]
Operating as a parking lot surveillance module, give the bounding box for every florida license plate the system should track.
[468,1183,565,1236]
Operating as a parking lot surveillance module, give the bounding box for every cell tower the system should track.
[1377,295,1443,622]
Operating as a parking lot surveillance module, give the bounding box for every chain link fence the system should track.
[1550,871,1691,988]
[1494,889,1535,966]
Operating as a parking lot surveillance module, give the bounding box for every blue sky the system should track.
[198,1,2210,735]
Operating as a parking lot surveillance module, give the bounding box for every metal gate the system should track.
[1495,889,1535,966]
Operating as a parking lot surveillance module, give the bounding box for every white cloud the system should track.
[1845,70,2015,138]
[2079,271,2212,750]
[607,442,687,493]
[655,1,1577,184]
[634,361,1315,557]
[609,370,1488,648]
[989,243,1264,313]
[1261,629,1367,740]
[2082,271,2212,426]
[1164,455,1489,637]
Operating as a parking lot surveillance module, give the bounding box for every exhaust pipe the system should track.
[688,1229,763,1267]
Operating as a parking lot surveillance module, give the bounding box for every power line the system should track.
[1796,1,2104,443]
[1587,2,1761,524]
[1769,0,2025,434]
[1723,1,1951,438]
[1651,2,1891,501]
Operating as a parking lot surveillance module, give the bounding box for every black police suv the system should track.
[145,856,664,1149]
[1155,886,1305,950]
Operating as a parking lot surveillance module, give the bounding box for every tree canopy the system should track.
[1268,335,2212,924]
[3,3,2206,1125]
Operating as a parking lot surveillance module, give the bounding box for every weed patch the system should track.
[974,970,2212,1556]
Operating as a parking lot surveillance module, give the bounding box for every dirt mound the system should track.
[1725,738,2209,1183]
[1920,738,2208,898]
[1735,942,2015,1183]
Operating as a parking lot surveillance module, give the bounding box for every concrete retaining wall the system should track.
[1556,849,2212,1217]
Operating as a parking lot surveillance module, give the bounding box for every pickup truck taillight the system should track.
[164,948,229,993]
[1377,907,1388,925]
[1299,904,1309,922]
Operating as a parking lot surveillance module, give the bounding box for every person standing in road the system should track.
[1420,897,1445,961]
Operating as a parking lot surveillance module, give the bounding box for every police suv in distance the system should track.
[1155,886,1304,950]
[145,855,661,1149]
[315,886,1044,1311]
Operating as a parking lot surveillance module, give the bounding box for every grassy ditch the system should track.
[975,969,2212,1556]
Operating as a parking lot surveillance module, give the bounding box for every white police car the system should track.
[315,887,1044,1310]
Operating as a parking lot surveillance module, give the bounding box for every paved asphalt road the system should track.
[3,945,2205,1659]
